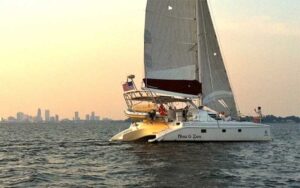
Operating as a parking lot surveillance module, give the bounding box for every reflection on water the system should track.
[0,123,299,187]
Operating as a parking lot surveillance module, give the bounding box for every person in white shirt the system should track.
[254,106,263,123]
[167,106,176,122]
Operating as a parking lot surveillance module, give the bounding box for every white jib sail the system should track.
[197,0,238,117]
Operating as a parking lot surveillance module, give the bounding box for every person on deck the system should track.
[254,106,263,123]
[182,105,190,121]
[219,111,226,121]
[148,109,156,121]
[158,104,167,116]
[168,106,176,122]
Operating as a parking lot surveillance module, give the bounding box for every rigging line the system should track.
[200,0,215,96]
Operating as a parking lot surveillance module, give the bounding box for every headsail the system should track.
[197,0,237,117]
[144,0,201,96]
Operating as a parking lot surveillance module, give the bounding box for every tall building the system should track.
[91,112,95,121]
[45,110,50,122]
[55,115,59,122]
[16,112,24,122]
[74,111,80,121]
[36,108,43,122]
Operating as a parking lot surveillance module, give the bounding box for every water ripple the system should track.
[0,123,299,187]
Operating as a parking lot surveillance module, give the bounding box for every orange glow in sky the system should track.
[0,0,299,119]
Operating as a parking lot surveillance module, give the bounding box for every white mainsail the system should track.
[144,0,201,96]
[144,0,237,117]
[144,0,198,80]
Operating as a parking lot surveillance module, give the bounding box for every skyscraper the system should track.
[36,108,43,122]
[45,110,50,122]
[16,112,24,122]
[91,112,95,121]
[74,111,80,121]
[55,114,59,122]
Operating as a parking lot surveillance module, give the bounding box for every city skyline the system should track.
[0,0,299,119]
[1,107,104,123]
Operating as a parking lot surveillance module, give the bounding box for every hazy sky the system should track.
[0,0,299,119]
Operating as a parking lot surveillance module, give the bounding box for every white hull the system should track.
[111,121,271,142]
[150,122,271,142]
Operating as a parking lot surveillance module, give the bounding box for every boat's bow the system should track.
[110,121,171,142]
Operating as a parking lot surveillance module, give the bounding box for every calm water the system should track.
[0,122,299,187]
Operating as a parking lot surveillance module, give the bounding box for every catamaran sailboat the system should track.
[110,0,271,142]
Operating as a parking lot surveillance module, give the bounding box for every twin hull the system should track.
[110,121,271,142]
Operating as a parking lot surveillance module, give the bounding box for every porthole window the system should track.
[238,129,242,133]
[222,129,226,133]
[201,129,207,133]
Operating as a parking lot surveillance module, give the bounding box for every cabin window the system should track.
[222,129,226,133]
[201,129,206,133]
[238,129,242,133]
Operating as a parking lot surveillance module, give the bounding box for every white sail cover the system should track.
[197,0,237,117]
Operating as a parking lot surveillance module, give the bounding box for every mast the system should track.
[196,0,202,84]
[196,0,202,104]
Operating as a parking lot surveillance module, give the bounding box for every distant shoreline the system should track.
[241,115,300,124]
[0,116,299,125]
[0,120,128,126]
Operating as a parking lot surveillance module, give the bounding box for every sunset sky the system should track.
[0,0,299,120]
